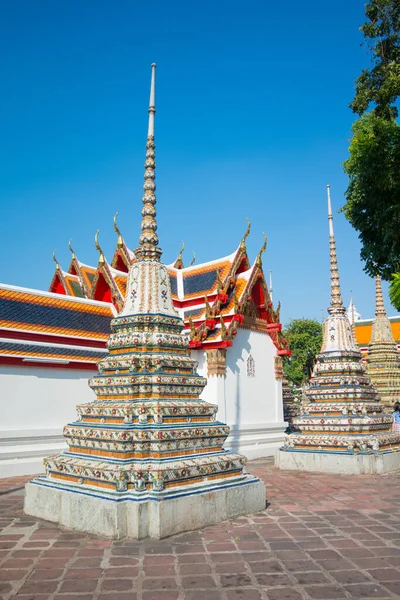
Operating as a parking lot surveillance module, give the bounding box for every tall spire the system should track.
[375,274,386,317]
[327,184,344,314]
[136,63,160,261]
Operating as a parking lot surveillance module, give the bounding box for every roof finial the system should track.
[375,274,386,317]
[269,269,273,303]
[326,185,344,314]
[190,251,196,266]
[240,217,251,250]
[177,240,184,261]
[148,63,156,137]
[136,63,160,260]
[113,212,124,249]
[95,230,106,266]
[52,250,61,270]
[349,290,358,344]
[68,239,76,260]
[256,233,267,267]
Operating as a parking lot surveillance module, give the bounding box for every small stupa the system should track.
[277,185,400,474]
[366,275,400,407]
[282,378,300,427]
[24,64,265,538]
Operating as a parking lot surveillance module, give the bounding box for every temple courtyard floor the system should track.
[0,458,400,600]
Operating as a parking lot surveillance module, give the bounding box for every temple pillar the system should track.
[274,356,284,423]
[205,348,227,422]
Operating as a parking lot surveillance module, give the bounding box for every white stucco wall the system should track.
[0,365,94,477]
[193,329,286,459]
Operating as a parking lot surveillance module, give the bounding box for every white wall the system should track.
[193,330,286,459]
[0,365,94,477]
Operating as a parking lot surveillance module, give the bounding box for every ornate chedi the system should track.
[277,185,400,474]
[24,64,265,538]
[282,377,299,428]
[366,275,400,407]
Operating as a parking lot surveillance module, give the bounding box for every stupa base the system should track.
[24,475,266,539]
[276,448,400,475]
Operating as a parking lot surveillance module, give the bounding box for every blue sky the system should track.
[0,0,392,323]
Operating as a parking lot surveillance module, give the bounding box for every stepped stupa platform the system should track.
[24,64,265,538]
[277,186,400,475]
[366,275,400,407]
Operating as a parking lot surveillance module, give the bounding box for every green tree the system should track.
[343,0,400,287]
[389,272,400,311]
[283,319,323,386]
[351,0,400,120]
[343,113,400,280]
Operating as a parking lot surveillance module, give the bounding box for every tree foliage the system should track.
[283,319,323,386]
[343,0,400,284]
[351,0,400,120]
[343,113,400,280]
[389,272,400,311]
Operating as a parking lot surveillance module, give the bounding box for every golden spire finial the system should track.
[68,239,76,260]
[240,217,251,250]
[52,250,61,270]
[375,274,386,318]
[256,233,267,267]
[326,185,344,314]
[113,212,124,249]
[136,63,161,260]
[190,251,196,267]
[95,230,105,266]
[177,240,184,261]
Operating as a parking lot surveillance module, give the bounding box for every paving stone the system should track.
[142,593,179,600]
[142,577,179,590]
[248,560,283,573]
[97,595,138,600]
[214,562,247,574]
[181,575,218,588]
[367,568,400,582]
[304,585,348,598]
[293,571,331,584]
[29,568,64,579]
[225,592,263,600]
[18,580,59,594]
[332,570,373,584]
[101,578,134,591]
[58,579,98,593]
[255,572,293,586]
[344,583,394,598]
[265,588,303,600]
[179,563,212,575]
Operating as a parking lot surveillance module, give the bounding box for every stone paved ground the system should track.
[0,458,400,600]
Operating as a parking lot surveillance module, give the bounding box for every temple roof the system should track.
[41,222,289,354]
[0,284,114,368]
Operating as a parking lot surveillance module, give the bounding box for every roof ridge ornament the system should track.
[190,251,196,266]
[136,63,161,261]
[68,239,76,260]
[326,185,345,314]
[52,250,61,270]
[113,212,124,249]
[256,233,267,268]
[269,269,273,303]
[94,230,106,266]
[240,217,251,250]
